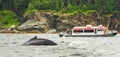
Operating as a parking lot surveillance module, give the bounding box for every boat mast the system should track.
[97,13,101,25]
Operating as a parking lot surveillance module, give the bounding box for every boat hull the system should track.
[64,32,117,37]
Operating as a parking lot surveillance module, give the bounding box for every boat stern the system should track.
[111,30,117,36]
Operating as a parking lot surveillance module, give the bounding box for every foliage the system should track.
[0,0,119,27]
[0,0,119,16]
[81,10,96,16]
[0,10,19,28]
[25,10,38,16]
[0,0,31,17]
[26,0,120,15]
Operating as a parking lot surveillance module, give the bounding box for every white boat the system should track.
[59,25,117,37]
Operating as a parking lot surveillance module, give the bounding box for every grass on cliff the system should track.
[0,10,20,28]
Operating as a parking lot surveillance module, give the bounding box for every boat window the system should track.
[74,30,83,33]
[84,30,94,33]
[95,29,97,34]
[98,30,103,31]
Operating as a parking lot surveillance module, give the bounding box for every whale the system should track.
[23,36,57,46]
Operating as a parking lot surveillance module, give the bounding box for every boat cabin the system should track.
[71,25,106,35]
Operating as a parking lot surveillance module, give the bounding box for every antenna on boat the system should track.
[97,12,101,26]
[100,17,102,25]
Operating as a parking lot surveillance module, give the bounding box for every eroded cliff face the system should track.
[17,12,52,33]
[16,12,119,33]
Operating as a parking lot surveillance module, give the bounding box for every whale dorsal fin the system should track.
[34,36,37,39]
[30,36,37,40]
[26,36,38,42]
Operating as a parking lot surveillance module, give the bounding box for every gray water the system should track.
[0,34,120,57]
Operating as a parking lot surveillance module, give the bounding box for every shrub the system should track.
[0,10,19,28]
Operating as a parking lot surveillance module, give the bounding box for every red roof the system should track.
[73,25,105,30]
[73,27,94,30]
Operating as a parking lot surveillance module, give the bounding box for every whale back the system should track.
[23,36,57,46]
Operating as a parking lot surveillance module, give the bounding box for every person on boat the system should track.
[104,26,109,34]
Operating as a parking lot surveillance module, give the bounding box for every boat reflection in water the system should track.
[59,25,117,37]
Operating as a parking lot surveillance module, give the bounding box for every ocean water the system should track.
[0,34,120,57]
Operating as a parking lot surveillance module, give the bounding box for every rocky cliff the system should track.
[16,11,119,33]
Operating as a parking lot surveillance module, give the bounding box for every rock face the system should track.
[0,26,4,30]
[17,12,97,33]
[17,12,58,33]
[17,12,76,33]
[117,23,120,32]
[0,25,19,33]
[17,12,119,33]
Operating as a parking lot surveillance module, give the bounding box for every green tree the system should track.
[0,10,19,28]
